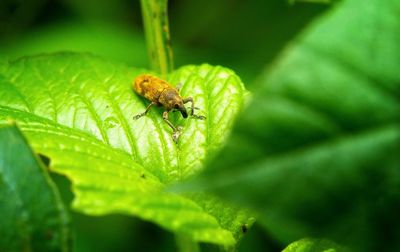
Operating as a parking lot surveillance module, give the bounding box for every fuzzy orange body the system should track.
[133,74,183,111]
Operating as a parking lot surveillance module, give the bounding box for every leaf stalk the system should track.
[140,0,174,77]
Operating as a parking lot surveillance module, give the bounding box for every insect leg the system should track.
[162,110,177,131]
[182,97,194,115]
[133,102,156,120]
[176,82,183,91]
[163,110,182,143]
[183,97,206,119]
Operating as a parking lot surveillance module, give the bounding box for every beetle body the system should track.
[134,74,187,118]
[132,74,205,142]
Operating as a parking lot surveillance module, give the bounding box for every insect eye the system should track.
[174,104,180,109]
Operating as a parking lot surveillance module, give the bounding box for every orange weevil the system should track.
[132,74,205,143]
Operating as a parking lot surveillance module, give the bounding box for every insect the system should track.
[241,224,248,234]
[132,74,205,143]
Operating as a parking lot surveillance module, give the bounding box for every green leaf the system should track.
[0,124,71,251]
[283,238,347,252]
[177,0,400,250]
[0,53,250,246]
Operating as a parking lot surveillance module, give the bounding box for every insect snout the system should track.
[175,104,188,118]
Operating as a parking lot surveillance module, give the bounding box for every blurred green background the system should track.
[1,0,330,251]
[0,0,329,85]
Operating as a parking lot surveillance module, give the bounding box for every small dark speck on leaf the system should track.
[166,38,172,47]
[38,154,51,167]
[45,230,54,240]
[241,224,248,234]
[162,25,168,33]
[140,173,146,179]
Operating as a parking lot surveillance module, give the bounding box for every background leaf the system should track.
[283,238,347,252]
[178,0,400,250]
[0,124,71,251]
[0,21,149,69]
[0,53,250,246]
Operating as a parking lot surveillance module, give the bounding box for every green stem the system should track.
[175,233,200,252]
[140,0,174,77]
